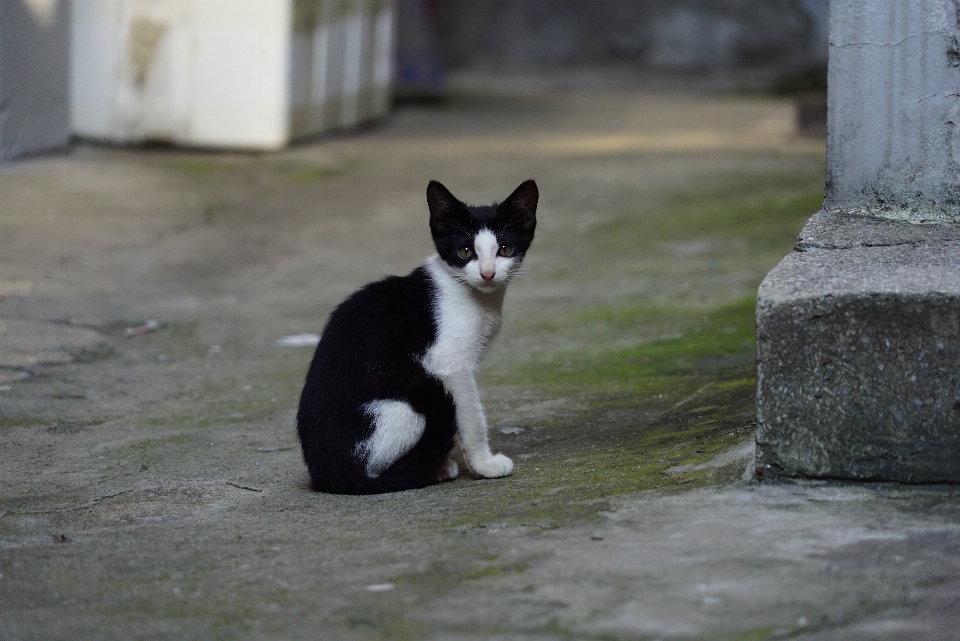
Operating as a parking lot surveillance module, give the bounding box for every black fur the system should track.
[427,179,538,267]
[297,180,538,494]
[297,267,457,494]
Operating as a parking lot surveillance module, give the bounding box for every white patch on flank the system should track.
[421,256,514,479]
[355,400,426,478]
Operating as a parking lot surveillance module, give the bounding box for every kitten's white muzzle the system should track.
[479,259,496,284]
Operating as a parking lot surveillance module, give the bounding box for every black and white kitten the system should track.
[297,180,538,494]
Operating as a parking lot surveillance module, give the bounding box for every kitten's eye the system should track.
[497,244,514,257]
[457,246,475,260]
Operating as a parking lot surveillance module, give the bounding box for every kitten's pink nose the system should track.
[481,270,496,283]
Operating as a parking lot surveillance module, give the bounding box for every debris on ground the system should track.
[125,320,160,337]
[0,370,29,385]
[273,333,320,347]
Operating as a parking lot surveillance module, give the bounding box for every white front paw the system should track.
[471,453,514,479]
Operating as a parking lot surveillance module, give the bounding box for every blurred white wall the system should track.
[71,0,394,150]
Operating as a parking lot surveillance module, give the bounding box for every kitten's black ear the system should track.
[426,180,465,230]
[499,180,538,232]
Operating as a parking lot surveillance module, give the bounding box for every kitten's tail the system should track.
[309,437,455,495]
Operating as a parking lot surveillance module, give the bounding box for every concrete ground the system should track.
[1,83,958,640]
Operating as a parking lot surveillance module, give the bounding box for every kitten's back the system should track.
[296,266,457,494]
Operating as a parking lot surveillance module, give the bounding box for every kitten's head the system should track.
[427,180,538,293]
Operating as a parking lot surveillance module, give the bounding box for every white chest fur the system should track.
[421,255,504,376]
[419,255,514,479]
[353,256,512,481]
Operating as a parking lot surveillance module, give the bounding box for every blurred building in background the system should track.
[395,0,446,98]
[435,0,828,80]
[72,0,394,150]
[1,0,828,160]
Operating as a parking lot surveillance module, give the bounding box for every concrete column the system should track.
[827,0,960,220]
[0,0,71,161]
[755,0,960,482]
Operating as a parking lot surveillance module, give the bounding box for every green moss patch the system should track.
[648,173,824,246]
[448,379,756,529]
[487,297,756,396]
[451,297,761,528]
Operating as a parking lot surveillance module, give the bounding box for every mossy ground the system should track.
[11,90,954,641]
[455,171,824,528]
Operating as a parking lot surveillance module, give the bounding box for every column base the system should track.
[755,211,960,482]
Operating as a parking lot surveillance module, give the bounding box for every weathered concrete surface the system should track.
[0,0,71,161]
[756,0,960,483]
[757,213,960,481]
[794,209,960,249]
[826,0,960,222]
[3,81,960,639]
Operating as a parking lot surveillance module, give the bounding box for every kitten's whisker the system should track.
[441,219,475,238]
[498,212,524,234]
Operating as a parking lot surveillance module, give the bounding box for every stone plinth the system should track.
[756,0,960,482]
[756,212,960,482]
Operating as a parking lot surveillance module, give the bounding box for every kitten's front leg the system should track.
[443,370,513,479]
